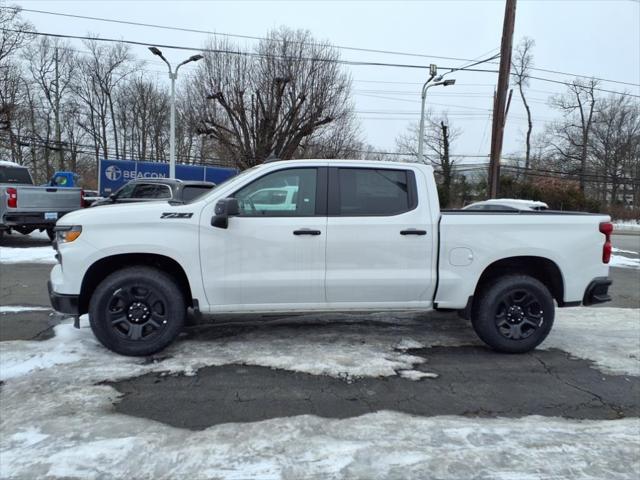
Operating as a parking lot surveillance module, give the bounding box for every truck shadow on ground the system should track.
[109,345,640,431]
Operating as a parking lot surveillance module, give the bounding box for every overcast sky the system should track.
[12,0,640,164]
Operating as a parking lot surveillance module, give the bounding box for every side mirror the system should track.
[211,197,240,229]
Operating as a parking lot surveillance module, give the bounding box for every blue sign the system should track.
[98,159,237,196]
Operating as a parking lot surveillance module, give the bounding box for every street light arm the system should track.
[151,50,173,75]
[176,54,203,75]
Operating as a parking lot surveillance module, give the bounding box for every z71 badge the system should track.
[160,212,193,219]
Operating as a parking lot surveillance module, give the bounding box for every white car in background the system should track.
[463,199,549,211]
[243,185,299,212]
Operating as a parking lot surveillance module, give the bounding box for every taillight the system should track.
[6,187,17,208]
[600,222,613,264]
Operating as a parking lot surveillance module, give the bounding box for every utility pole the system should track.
[488,0,517,198]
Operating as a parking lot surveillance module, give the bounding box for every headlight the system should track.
[55,225,82,244]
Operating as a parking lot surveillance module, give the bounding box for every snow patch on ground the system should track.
[0,307,638,479]
[0,306,50,313]
[614,221,640,232]
[544,307,640,376]
[394,338,425,350]
[610,254,640,269]
[613,247,639,256]
[0,245,56,264]
[398,370,439,380]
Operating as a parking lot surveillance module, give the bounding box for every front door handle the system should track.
[293,229,321,236]
[400,229,427,236]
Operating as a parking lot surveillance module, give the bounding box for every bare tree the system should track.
[197,27,356,169]
[396,112,461,207]
[549,78,599,192]
[74,39,134,161]
[23,37,76,170]
[513,37,535,173]
[0,4,31,139]
[0,3,31,65]
[589,95,640,205]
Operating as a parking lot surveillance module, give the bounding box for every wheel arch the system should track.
[472,256,565,309]
[79,253,194,315]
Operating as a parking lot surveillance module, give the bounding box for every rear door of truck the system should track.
[324,164,437,306]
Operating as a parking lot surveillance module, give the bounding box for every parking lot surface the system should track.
[1,231,639,479]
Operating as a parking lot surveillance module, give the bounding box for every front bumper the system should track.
[48,280,80,316]
[583,277,612,306]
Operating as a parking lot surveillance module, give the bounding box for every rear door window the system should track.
[332,168,416,216]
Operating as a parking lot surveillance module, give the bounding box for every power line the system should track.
[11,7,484,63]
[4,27,638,99]
[11,6,640,88]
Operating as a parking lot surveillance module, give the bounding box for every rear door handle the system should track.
[400,229,427,236]
[293,229,321,236]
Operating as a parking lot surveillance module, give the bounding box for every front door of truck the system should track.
[200,167,328,310]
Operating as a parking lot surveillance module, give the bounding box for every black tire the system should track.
[46,228,55,242]
[472,274,554,353]
[89,267,186,356]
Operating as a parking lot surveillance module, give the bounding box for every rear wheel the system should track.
[89,267,186,356]
[472,275,554,353]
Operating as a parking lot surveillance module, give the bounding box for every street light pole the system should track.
[417,74,456,163]
[148,47,203,179]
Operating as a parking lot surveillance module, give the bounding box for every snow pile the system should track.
[0,307,638,479]
[0,245,56,264]
[0,395,637,479]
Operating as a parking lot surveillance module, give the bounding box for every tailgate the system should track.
[13,186,82,212]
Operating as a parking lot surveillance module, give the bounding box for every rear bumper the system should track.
[3,211,69,229]
[583,277,612,306]
[48,280,79,316]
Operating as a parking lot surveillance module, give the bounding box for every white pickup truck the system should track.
[49,160,613,356]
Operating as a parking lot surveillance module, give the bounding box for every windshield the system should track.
[0,166,33,185]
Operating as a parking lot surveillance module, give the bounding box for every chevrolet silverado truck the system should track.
[1,161,84,241]
[48,160,613,356]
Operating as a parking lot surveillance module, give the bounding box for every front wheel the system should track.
[472,275,554,353]
[89,267,186,356]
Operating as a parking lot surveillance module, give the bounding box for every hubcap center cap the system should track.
[507,305,525,323]
[127,302,150,323]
